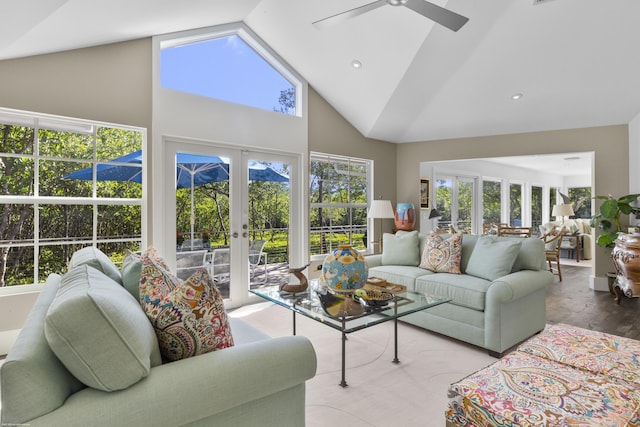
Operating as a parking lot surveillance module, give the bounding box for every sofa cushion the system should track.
[44,264,162,392]
[140,250,234,362]
[68,246,122,285]
[465,236,522,281]
[382,231,420,266]
[511,237,546,272]
[0,274,85,426]
[415,273,491,311]
[419,233,462,274]
[121,250,142,300]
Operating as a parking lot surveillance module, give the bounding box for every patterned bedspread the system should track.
[446,324,640,426]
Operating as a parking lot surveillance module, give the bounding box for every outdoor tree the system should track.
[0,124,142,286]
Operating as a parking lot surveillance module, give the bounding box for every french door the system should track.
[163,139,300,308]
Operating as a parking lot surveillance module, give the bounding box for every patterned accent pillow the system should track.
[419,233,463,274]
[139,248,234,362]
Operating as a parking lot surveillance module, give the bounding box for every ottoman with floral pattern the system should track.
[446,324,640,426]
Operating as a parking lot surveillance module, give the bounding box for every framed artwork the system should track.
[420,178,430,209]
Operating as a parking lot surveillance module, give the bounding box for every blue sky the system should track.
[160,35,293,113]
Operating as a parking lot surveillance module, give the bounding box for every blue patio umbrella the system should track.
[65,150,226,242]
[64,150,288,241]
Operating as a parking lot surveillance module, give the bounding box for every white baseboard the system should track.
[590,275,610,292]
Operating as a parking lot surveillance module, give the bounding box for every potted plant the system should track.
[202,230,211,248]
[591,193,640,301]
[590,193,640,248]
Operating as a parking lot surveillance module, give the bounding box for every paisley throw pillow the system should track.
[419,233,463,274]
[139,248,234,362]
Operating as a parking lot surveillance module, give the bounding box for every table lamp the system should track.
[552,204,574,224]
[429,207,443,231]
[367,200,394,252]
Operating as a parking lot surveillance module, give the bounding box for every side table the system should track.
[560,234,583,262]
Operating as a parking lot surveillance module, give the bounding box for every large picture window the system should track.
[160,24,301,116]
[0,109,145,287]
[309,153,370,255]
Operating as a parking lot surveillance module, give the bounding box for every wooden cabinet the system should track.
[612,233,640,303]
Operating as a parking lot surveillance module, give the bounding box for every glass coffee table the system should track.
[250,279,450,387]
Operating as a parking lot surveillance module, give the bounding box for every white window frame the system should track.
[0,108,146,288]
[309,152,372,256]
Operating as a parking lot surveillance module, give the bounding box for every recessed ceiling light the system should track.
[351,60,362,69]
[511,93,523,100]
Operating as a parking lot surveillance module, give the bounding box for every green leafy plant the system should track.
[590,193,640,248]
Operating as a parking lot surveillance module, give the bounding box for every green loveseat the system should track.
[366,232,553,357]
[1,248,317,427]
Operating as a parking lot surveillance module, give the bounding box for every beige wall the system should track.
[0,39,153,354]
[0,38,152,129]
[308,86,397,239]
[396,125,629,277]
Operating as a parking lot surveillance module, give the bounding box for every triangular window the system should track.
[160,26,299,116]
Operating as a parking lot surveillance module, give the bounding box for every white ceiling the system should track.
[484,152,592,177]
[2,0,640,146]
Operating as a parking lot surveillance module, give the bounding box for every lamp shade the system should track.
[552,204,574,217]
[429,208,442,219]
[367,200,394,219]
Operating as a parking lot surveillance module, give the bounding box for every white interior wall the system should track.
[150,26,309,261]
[630,112,640,194]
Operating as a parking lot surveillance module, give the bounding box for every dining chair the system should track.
[540,226,566,282]
[498,225,532,238]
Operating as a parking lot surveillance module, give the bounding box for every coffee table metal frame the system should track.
[250,280,450,387]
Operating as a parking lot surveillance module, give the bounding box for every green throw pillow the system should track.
[45,264,161,391]
[381,230,420,266]
[68,246,122,285]
[121,250,142,300]
[465,236,522,281]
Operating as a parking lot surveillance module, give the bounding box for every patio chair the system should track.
[209,248,230,284]
[175,249,208,280]
[249,239,267,283]
[540,226,566,282]
[181,238,203,251]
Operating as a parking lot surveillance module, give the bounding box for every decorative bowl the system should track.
[353,290,394,308]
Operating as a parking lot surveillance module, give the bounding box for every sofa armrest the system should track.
[29,336,317,427]
[365,254,383,268]
[486,270,553,304]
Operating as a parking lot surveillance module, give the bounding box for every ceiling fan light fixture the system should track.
[388,0,408,6]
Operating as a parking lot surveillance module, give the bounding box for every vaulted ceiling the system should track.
[2,0,640,144]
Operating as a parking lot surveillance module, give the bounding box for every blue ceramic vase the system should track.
[394,202,415,231]
[321,245,368,293]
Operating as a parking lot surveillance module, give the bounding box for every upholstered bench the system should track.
[446,324,640,426]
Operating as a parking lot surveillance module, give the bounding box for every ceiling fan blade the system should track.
[313,0,387,29]
[403,0,469,32]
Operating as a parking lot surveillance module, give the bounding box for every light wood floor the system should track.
[546,263,640,340]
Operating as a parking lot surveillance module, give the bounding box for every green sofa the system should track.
[1,248,317,427]
[366,232,553,357]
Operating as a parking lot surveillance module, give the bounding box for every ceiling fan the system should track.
[313,0,469,32]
